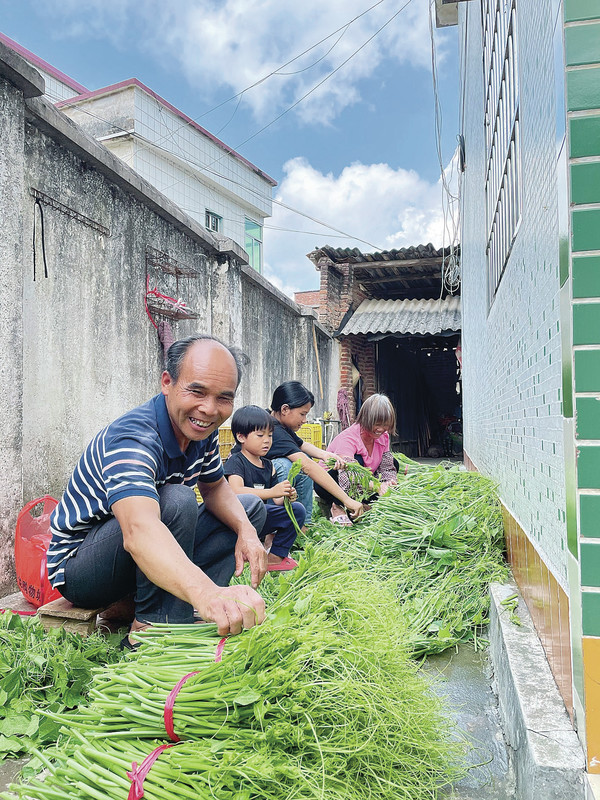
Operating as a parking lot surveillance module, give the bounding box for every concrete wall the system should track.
[0,43,336,594]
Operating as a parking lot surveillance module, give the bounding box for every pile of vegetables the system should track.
[1,551,466,800]
[300,457,508,655]
[0,613,119,759]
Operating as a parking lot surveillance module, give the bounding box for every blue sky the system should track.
[0,0,460,294]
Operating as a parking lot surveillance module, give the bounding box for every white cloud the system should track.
[41,0,450,123]
[263,155,458,296]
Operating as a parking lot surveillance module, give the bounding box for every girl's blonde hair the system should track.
[356,393,396,436]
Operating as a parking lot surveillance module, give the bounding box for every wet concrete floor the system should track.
[426,645,516,800]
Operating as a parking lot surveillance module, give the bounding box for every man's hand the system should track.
[195,584,266,636]
[234,529,267,588]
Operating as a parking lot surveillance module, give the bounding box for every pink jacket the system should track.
[326,423,390,473]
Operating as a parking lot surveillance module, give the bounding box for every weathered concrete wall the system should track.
[0,53,44,594]
[0,43,337,594]
[238,265,338,415]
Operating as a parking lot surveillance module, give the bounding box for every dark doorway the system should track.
[377,335,462,458]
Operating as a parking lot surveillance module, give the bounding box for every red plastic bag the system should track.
[15,496,62,608]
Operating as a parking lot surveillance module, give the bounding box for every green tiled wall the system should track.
[569,116,600,158]
[576,397,600,438]
[580,494,600,537]
[573,303,600,344]
[565,23,600,67]
[565,0,600,23]
[573,256,600,298]
[571,163,600,205]
[567,66,600,111]
[572,209,600,252]
[578,446,600,488]
[582,590,600,636]
[575,349,600,391]
[581,541,600,585]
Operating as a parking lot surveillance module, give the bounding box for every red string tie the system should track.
[214,636,228,663]
[164,671,199,742]
[127,743,177,800]
[163,637,228,742]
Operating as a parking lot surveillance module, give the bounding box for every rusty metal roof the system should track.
[338,296,461,337]
[307,245,460,300]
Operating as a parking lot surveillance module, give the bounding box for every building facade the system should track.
[451,0,600,783]
[0,33,274,272]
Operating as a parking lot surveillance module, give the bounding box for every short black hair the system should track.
[165,334,248,388]
[270,381,314,412]
[231,405,274,442]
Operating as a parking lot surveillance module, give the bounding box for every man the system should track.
[47,334,267,645]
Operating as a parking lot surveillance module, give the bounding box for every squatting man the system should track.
[47,334,268,648]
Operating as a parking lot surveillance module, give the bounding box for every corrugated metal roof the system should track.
[309,244,459,264]
[338,296,461,337]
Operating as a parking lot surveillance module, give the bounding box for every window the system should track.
[205,210,222,233]
[482,0,521,305]
[245,218,263,273]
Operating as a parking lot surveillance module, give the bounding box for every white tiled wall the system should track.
[133,88,272,254]
[459,0,568,585]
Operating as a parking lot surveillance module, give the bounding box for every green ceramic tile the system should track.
[577,396,600,438]
[580,494,600,537]
[566,23,600,66]
[570,116,600,158]
[581,541,600,585]
[572,209,600,251]
[578,446,600,487]
[567,67,600,111]
[575,349,600,391]
[573,303,600,344]
[573,255,600,297]
[571,163,600,204]
[582,591,600,635]
[565,0,600,22]
[565,421,579,556]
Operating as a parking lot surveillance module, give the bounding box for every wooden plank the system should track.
[37,597,104,621]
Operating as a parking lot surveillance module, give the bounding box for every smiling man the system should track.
[47,334,267,646]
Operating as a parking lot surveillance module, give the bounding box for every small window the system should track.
[205,210,222,233]
[245,218,263,273]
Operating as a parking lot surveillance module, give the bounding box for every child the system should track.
[268,381,365,525]
[225,405,306,571]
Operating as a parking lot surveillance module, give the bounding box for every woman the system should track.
[315,394,398,523]
[268,381,365,524]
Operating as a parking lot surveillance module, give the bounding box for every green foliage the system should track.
[0,613,119,759]
[1,552,466,800]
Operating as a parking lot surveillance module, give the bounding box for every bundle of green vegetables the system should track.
[0,612,119,759]
[2,551,466,800]
[300,460,508,655]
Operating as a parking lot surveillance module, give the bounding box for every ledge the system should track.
[490,581,585,799]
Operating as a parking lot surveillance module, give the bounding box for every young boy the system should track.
[225,405,306,571]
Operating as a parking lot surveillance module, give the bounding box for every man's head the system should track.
[161,335,245,451]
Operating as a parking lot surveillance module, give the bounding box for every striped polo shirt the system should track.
[47,393,223,588]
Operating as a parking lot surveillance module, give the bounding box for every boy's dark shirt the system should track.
[224,451,276,497]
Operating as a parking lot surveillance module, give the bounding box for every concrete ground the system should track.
[425,645,516,800]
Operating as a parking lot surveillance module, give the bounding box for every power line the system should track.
[156,0,415,200]
[150,0,393,149]
[66,103,385,249]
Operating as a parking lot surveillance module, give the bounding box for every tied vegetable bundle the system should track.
[2,551,466,800]
[301,460,508,655]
